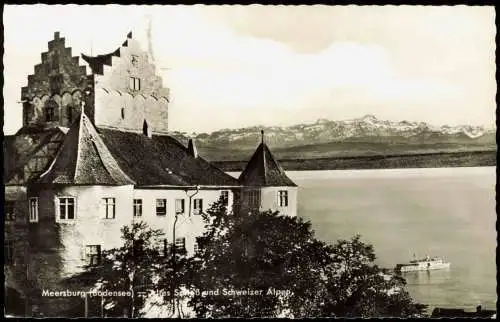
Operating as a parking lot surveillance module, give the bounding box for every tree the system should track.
[185,199,427,318]
[321,235,428,317]
[64,221,173,317]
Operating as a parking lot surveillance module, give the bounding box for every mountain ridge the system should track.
[170,115,496,151]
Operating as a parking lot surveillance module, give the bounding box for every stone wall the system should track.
[259,186,298,217]
[4,187,29,295]
[132,187,234,255]
[22,184,134,316]
[9,184,232,316]
[21,32,94,128]
[240,186,298,217]
[94,88,168,135]
[19,32,169,134]
[93,37,169,134]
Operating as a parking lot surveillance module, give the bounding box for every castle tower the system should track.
[238,130,298,217]
[20,31,170,135]
[82,31,170,135]
[21,109,136,316]
[21,31,93,129]
[5,30,240,318]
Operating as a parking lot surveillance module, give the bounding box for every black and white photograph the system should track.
[3,4,496,318]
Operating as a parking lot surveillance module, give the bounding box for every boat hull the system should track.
[397,262,450,273]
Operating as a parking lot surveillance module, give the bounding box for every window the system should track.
[121,107,125,119]
[131,55,139,66]
[156,199,167,216]
[278,190,289,207]
[175,199,185,215]
[5,241,14,265]
[133,199,142,217]
[221,191,229,206]
[129,77,141,91]
[29,197,38,223]
[193,199,203,215]
[58,197,75,221]
[103,198,116,219]
[84,245,101,266]
[23,102,31,125]
[175,237,186,252]
[45,100,57,122]
[66,105,73,123]
[248,190,261,207]
[5,201,15,221]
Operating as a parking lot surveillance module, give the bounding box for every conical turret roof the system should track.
[239,131,296,187]
[37,111,135,185]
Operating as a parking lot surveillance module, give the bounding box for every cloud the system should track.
[3,5,495,135]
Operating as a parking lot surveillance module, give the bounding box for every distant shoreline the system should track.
[211,150,497,172]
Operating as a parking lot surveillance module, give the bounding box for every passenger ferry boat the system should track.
[395,255,450,273]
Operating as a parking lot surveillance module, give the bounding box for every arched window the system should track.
[143,120,151,137]
[45,100,57,122]
[121,107,125,119]
[67,105,73,124]
[23,101,31,125]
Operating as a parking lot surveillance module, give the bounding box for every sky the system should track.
[3,5,496,135]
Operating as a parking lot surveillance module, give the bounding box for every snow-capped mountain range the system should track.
[172,115,495,149]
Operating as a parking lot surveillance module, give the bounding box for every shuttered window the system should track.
[175,199,185,215]
[193,199,203,215]
[156,199,167,216]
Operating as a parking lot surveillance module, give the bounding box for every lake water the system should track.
[228,167,497,312]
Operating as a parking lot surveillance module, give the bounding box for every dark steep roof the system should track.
[37,112,135,185]
[98,129,241,187]
[239,135,296,187]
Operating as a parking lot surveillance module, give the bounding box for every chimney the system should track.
[54,31,60,39]
[187,138,198,158]
[261,130,264,144]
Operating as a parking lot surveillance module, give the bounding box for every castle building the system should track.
[4,31,297,317]
[239,130,298,217]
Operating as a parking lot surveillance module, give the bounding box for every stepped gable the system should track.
[21,31,91,99]
[81,48,121,76]
[81,32,132,75]
[98,129,241,187]
[37,111,135,185]
[239,130,296,187]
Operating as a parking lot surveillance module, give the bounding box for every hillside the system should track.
[169,115,496,164]
[212,150,497,172]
